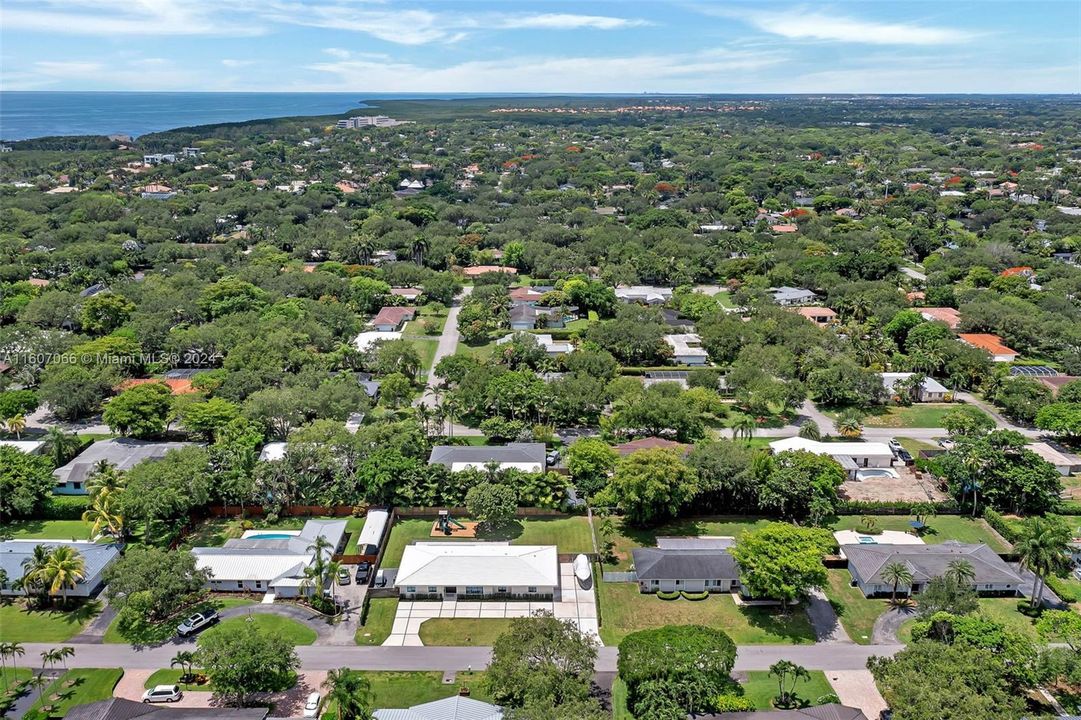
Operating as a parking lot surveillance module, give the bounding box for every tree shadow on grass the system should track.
[740,606,818,644]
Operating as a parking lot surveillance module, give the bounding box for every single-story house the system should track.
[509,286,546,303]
[509,302,577,330]
[356,372,382,399]
[0,540,120,598]
[354,330,401,352]
[842,541,1022,597]
[494,332,573,356]
[461,265,517,277]
[428,443,546,473]
[794,306,837,326]
[615,437,689,456]
[632,546,740,594]
[919,307,962,330]
[696,704,867,720]
[67,698,268,720]
[958,333,1018,362]
[395,542,558,600]
[0,439,45,454]
[664,333,709,365]
[1028,442,1081,476]
[615,285,673,305]
[370,306,416,332]
[880,372,949,402]
[53,438,194,495]
[373,696,502,720]
[389,287,423,301]
[768,437,893,477]
[769,287,817,306]
[192,519,347,597]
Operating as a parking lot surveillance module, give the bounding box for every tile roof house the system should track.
[66,698,268,720]
[395,543,558,601]
[461,265,517,277]
[370,306,417,332]
[428,443,547,473]
[0,540,120,598]
[958,333,1019,362]
[632,547,740,594]
[1000,265,1034,278]
[841,541,1022,597]
[615,285,673,305]
[373,695,503,720]
[508,302,577,330]
[496,332,573,356]
[390,287,424,301]
[115,377,198,395]
[53,439,195,495]
[794,306,837,326]
[615,437,689,456]
[918,307,961,330]
[698,704,867,720]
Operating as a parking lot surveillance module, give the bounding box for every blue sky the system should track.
[2,1,1079,93]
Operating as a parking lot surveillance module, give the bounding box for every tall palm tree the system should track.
[0,643,9,676]
[29,547,86,608]
[82,491,124,540]
[733,415,756,444]
[944,559,976,587]
[1016,516,1072,609]
[322,667,373,720]
[5,414,26,439]
[410,235,429,266]
[86,462,125,500]
[44,427,78,467]
[881,562,913,604]
[21,544,51,604]
[7,643,25,674]
[40,648,62,672]
[57,647,74,670]
[171,650,197,682]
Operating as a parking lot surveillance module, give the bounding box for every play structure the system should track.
[431,510,478,538]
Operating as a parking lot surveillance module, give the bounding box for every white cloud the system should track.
[716,6,977,45]
[1,0,263,36]
[491,13,651,31]
[222,59,257,68]
[33,61,105,76]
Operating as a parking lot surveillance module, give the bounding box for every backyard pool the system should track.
[245,532,296,540]
[855,468,900,480]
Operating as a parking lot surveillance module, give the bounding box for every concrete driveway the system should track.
[827,670,888,719]
[114,669,328,715]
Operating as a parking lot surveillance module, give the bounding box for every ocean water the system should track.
[0,92,510,140]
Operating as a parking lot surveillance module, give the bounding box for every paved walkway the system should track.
[827,669,889,718]
[418,286,472,412]
[805,589,851,643]
[71,600,116,644]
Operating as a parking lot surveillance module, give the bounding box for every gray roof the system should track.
[54,439,195,485]
[656,537,734,550]
[428,443,546,467]
[770,286,817,302]
[632,548,740,581]
[694,704,867,720]
[0,540,120,587]
[66,698,268,720]
[844,541,1022,586]
[373,696,502,720]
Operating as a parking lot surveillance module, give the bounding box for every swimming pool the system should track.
[246,533,294,540]
[857,536,877,544]
[856,468,900,480]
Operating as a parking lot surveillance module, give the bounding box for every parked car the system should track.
[546,449,561,465]
[374,569,388,588]
[303,692,321,718]
[143,686,182,704]
[355,561,371,583]
[337,567,351,585]
[888,439,903,454]
[177,609,219,637]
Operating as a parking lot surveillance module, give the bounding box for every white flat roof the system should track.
[834,530,926,550]
[449,461,544,473]
[395,542,558,588]
[0,440,45,454]
[354,331,401,351]
[259,442,287,462]
[664,333,708,358]
[769,436,893,457]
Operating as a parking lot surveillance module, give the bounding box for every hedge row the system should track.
[835,500,960,515]
[982,508,1020,544]
[38,495,90,520]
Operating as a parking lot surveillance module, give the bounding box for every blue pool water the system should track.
[248,533,294,540]
[857,536,877,544]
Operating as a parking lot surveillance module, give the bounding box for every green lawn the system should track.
[896,436,940,457]
[356,597,398,646]
[0,600,101,642]
[741,670,835,709]
[26,668,123,720]
[403,305,449,336]
[103,598,254,645]
[2,520,94,540]
[320,671,490,719]
[611,677,633,720]
[597,582,816,646]
[821,570,890,644]
[604,516,776,570]
[202,614,317,645]
[0,667,33,716]
[828,515,1009,552]
[976,598,1040,640]
[340,517,370,555]
[381,516,594,568]
[418,618,514,646]
[410,338,440,375]
[144,669,213,692]
[860,404,955,429]
[715,291,736,309]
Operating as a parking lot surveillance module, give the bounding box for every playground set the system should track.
[431,510,479,538]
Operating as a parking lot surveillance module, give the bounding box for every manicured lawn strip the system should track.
[896,437,940,457]
[410,338,439,376]
[604,516,776,570]
[356,597,398,646]
[860,404,954,428]
[381,516,594,568]
[2,520,93,540]
[741,670,835,709]
[103,598,254,645]
[1,667,33,714]
[715,291,736,309]
[360,671,489,707]
[828,516,1009,552]
[977,598,1040,640]
[611,677,633,720]
[340,516,369,555]
[821,570,889,644]
[28,668,123,719]
[418,618,514,646]
[0,600,101,643]
[144,669,213,692]
[202,614,317,645]
[596,582,816,646]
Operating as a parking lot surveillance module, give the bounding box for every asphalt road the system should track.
[417,285,472,410]
[16,642,901,673]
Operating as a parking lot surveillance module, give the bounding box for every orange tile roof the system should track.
[958,333,1018,357]
[116,378,196,395]
[615,437,689,456]
[771,224,799,233]
[919,307,961,330]
[796,306,836,320]
[461,265,517,277]
[1000,266,1033,277]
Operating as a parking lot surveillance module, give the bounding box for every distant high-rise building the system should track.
[335,115,407,129]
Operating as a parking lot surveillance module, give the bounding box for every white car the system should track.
[143,685,182,704]
[303,691,321,718]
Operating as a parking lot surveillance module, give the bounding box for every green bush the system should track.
[1046,575,1081,603]
[656,590,680,600]
[836,500,959,515]
[681,591,709,601]
[39,495,90,519]
[982,508,1020,543]
[712,694,755,712]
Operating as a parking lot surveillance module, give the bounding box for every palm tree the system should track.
[44,427,78,467]
[410,235,429,265]
[82,490,125,540]
[1016,516,1072,609]
[29,546,86,608]
[836,412,863,439]
[0,643,9,676]
[733,415,756,444]
[40,648,62,672]
[322,667,373,720]
[944,559,976,587]
[21,544,51,604]
[881,562,913,604]
[798,420,821,441]
[351,234,375,265]
[7,643,25,674]
[303,535,335,602]
[769,659,810,708]
[86,462,125,499]
[171,650,197,683]
[5,414,26,439]
[57,647,74,670]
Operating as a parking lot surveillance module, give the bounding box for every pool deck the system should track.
[834,530,926,549]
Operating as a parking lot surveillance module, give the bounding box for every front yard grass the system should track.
[859,404,955,428]
[27,668,123,719]
[821,570,889,644]
[321,671,489,718]
[356,597,398,646]
[418,618,514,646]
[2,520,94,541]
[603,516,776,570]
[202,614,317,645]
[597,582,816,646]
[828,515,1009,552]
[741,670,835,709]
[0,599,101,643]
[103,598,254,645]
[976,598,1040,640]
[381,516,594,568]
[1,667,33,716]
[896,436,941,458]
[144,669,213,692]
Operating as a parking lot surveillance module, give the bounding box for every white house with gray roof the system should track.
[428,443,546,473]
[395,542,558,601]
[1,540,120,598]
[880,373,949,402]
[53,438,194,495]
[769,287,818,306]
[192,519,346,597]
[842,541,1022,597]
[373,696,502,720]
[632,545,740,594]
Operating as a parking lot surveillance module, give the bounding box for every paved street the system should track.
[417,285,472,411]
